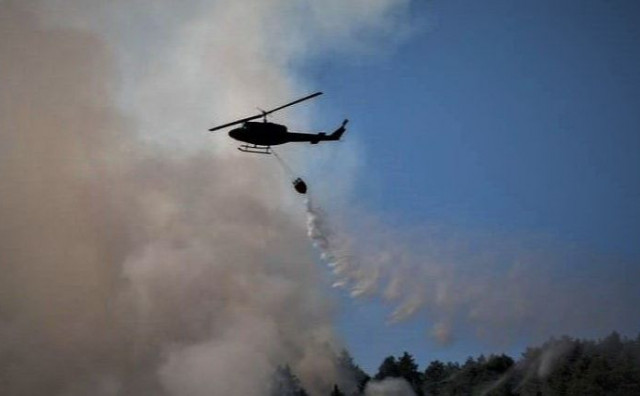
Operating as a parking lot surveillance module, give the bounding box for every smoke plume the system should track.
[0,1,409,395]
[364,378,416,396]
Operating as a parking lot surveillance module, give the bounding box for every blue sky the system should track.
[304,0,640,373]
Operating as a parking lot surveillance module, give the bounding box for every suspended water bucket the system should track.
[292,178,307,194]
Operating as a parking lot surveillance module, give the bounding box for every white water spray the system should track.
[304,198,426,328]
[305,198,380,296]
[303,193,640,348]
[305,198,350,288]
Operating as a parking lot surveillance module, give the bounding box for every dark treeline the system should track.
[272,332,640,395]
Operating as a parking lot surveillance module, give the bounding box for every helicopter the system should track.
[208,92,348,154]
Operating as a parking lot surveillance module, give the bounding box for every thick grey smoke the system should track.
[0,1,409,395]
[305,196,640,347]
[364,378,416,396]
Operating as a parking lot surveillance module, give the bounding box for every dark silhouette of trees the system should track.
[424,360,457,395]
[397,352,424,395]
[375,355,401,380]
[330,384,346,396]
[373,352,424,395]
[269,365,308,396]
[270,331,640,395]
[337,349,370,393]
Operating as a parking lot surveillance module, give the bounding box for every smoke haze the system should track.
[365,378,416,396]
[0,1,409,395]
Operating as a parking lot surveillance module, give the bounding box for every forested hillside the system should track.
[273,332,640,395]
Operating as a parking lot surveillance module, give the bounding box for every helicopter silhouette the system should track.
[208,92,348,154]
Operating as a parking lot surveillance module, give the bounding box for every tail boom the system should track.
[287,119,349,144]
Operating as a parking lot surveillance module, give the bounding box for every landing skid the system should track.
[238,144,272,154]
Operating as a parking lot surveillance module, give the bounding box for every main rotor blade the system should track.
[207,91,323,132]
[208,113,263,132]
[261,91,323,117]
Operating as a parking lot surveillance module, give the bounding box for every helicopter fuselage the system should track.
[228,121,346,147]
[229,122,291,146]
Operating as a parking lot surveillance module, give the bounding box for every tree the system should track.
[486,354,514,375]
[269,365,309,396]
[330,384,346,396]
[424,360,447,396]
[375,356,400,380]
[336,349,370,393]
[602,331,623,359]
[397,352,423,395]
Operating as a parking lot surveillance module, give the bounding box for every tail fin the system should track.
[330,119,348,140]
